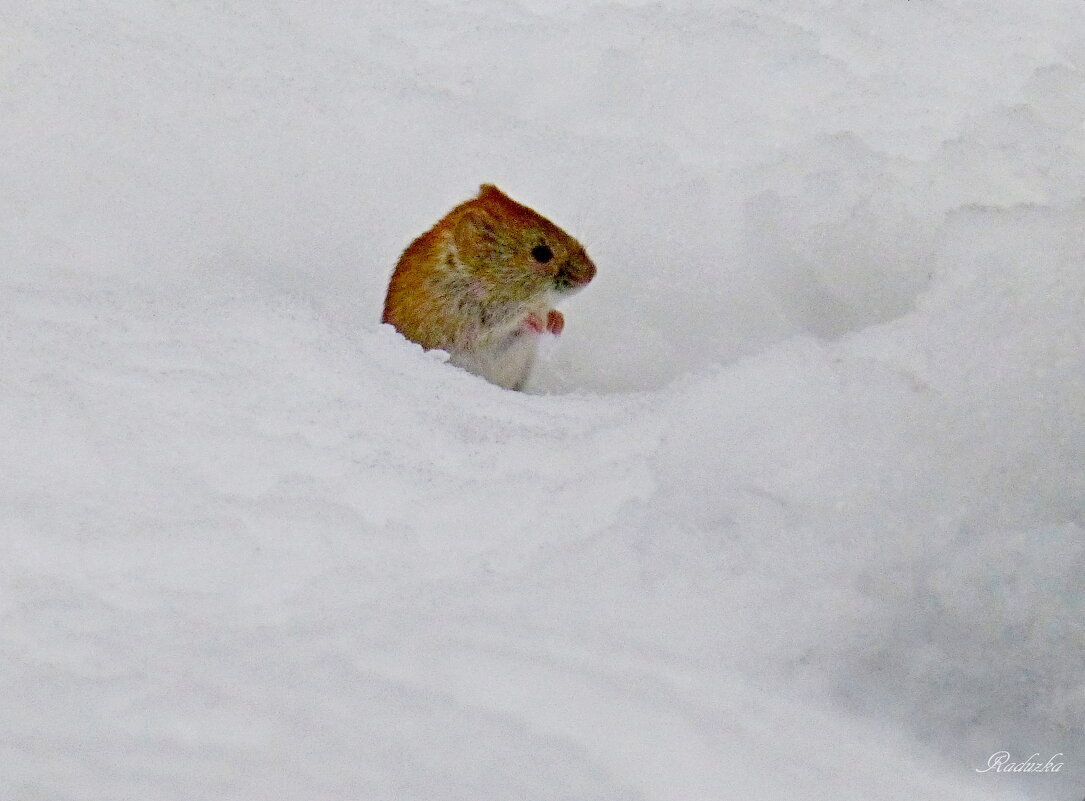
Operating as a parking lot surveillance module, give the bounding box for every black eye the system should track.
[531,244,553,263]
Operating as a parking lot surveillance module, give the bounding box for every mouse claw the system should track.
[546,310,564,335]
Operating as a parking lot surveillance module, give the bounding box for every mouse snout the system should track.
[555,254,596,291]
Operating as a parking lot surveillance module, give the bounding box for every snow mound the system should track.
[4,0,1083,799]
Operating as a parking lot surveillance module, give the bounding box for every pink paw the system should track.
[521,310,564,336]
[521,312,547,335]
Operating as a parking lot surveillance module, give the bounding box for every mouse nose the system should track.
[559,254,596,288]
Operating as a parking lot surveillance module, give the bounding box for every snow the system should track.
[3,1,1083,799]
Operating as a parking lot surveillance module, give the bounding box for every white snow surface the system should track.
[3,1,1083,799]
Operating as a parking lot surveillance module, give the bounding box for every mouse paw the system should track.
[521,312,547,335]
[520,310,564,337]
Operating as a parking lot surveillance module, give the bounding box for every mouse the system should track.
[382,184,596,390]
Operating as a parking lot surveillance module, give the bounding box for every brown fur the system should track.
[383,184,595,390]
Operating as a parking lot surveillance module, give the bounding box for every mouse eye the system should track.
[531,244,553,263]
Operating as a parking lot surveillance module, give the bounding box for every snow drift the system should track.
[3,1,1083,799]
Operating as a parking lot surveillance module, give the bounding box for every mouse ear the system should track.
[477,183,507,201]
[454,206,502,263]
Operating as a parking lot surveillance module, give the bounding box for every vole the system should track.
[382,184,596,390]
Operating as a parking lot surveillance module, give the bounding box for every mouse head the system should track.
[451,184,596,299]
